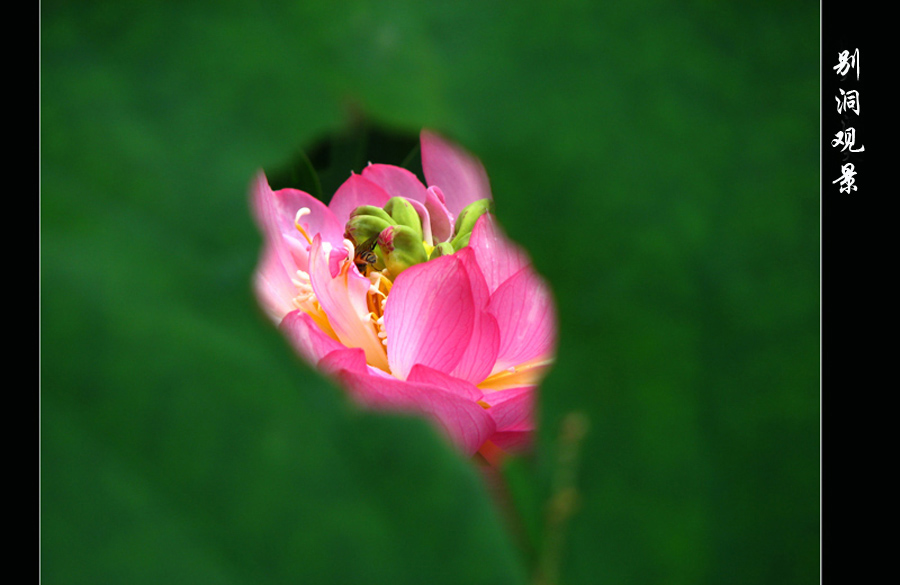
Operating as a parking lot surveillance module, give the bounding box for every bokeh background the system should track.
[42,1,819,584]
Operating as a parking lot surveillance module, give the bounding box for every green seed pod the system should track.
[349,205,396,224]
[378,225,428,277]
[450,232,471,250]
[428,241,455,260]
[346,214,393,245]
[450,199,492,249]
[383,197,424,242]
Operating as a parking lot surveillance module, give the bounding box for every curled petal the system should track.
[307,235,389,371]
[424,187,453,243]
[421,130,492,215]
[334,370,497,456]
[403,197,433,246]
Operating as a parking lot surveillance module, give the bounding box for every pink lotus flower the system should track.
[252,130,556,461]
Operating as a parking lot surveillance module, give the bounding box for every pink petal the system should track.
[488,266,557,373]
[420,130,492,216]
[468,214,529,294]
[251,174,310,306]
[251,172,346,324]
[328,173,392,225]
[361,164,428,202]
[251,172,344,322]
[333,369,497,455]
[384,254,475,380]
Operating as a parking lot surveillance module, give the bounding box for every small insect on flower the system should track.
[352,236,379,274]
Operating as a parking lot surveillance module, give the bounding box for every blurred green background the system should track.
[42,1,819,584]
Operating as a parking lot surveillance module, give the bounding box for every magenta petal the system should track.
[469,215,529,294]
[328,173,392,225]
[361,164,428,203]
[279,310,345,365]
[334,370,496,455]
[420,130,492,216]
[481,386,534,431]
[384,255,475,380]
[488,266,557,372]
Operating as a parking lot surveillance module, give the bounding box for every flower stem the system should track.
[533,412,589,585]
